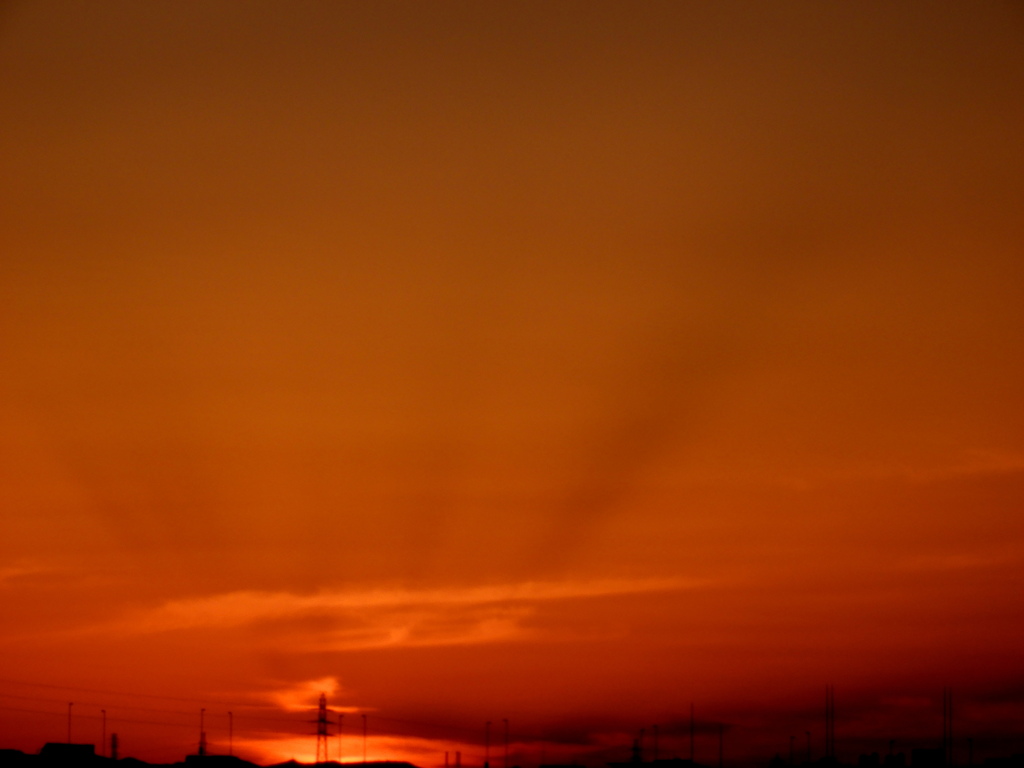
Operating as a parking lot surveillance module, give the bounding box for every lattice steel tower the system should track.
[316,693,333,764]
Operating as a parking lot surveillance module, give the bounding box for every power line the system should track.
[0,688,332,727]
[0,678,214,705]
[0,702,316,735]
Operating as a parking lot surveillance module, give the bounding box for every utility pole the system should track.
[825,686,835,762]
[943,688,954,768]
[200,708,207,757]
[690,704,695,763]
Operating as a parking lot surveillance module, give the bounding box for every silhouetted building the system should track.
[911,749,944,768]
[984,757,1024,768]
[884,753,906,768]
[0,751,31,768]
[185,757,256,768]
[609,758,703,768]
[39,745,96,766]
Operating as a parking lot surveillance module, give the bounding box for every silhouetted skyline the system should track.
[2,681,1024,768]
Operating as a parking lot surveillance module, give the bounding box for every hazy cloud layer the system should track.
[102,578,701,651]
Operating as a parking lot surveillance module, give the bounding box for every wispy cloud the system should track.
[271,676,342,712]
[103,577,702,650]
[900,450,1024,484]
[0,562,51,586]
[893,550,1018,573]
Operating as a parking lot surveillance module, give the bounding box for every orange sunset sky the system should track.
[2,2,1024,766]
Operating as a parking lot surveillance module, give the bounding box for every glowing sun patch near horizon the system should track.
[236,733,473,768]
